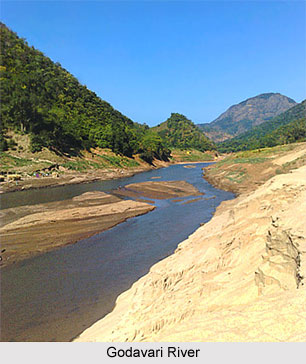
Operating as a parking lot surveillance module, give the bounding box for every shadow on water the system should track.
[0,163,234,341]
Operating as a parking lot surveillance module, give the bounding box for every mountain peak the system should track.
[198,93,296,142]
[238,92,296,106]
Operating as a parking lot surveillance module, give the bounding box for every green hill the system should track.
[198,93,296,142]
[0,23,170,163]
[153,113,215,152]
[217,101,306,153]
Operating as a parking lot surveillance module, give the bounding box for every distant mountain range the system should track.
[152,113,215,152]
[217,100,306,153]
[198,93,296,142]
[1,22,303,160]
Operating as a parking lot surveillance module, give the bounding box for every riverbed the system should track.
[0,163,234,341]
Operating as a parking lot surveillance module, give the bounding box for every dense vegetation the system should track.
[153,113,215,152]
[198,93,296,142]
[0,23,170,163]
[217,101,306,153]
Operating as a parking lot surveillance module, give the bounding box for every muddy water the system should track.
[0,163,234,341]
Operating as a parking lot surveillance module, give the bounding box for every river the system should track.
[0,163,234,341]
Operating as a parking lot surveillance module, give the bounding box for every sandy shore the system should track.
[0,165,154,194]
[0,158,217,195]
[75,164,306,342]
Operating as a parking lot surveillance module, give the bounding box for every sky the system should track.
[1,0,305,126]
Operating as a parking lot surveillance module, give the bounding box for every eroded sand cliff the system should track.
[75,166,306,342]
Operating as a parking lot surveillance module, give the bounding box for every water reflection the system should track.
[0,163,234,341]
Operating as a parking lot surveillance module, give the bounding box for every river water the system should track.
[0,163,234,341]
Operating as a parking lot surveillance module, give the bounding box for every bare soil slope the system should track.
[204,142,306,194]
[75,165,306,342]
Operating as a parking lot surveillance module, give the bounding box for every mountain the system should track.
[152,113,216,152]
[217,100,306,153]
[0,23,170,163]
[198,93,296,142]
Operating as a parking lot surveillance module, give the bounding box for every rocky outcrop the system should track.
[75,166,306,342]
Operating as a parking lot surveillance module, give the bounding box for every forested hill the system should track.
[153,113,215,152]
[198,93,296,142]
[217,100,306,153]
[0,23,170,163]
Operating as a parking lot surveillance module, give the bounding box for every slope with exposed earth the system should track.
[75,150,306,342]
[204,142,306,194]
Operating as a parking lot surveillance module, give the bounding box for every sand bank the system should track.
[75,165,306,342]
[0,179,202,267]
[0,191,154,267]
[114,180,202,200]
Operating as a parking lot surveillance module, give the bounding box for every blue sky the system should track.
[1,1,305,126]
